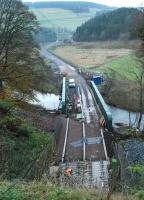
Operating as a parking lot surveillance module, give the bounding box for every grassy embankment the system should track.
[0,181,141,200]
[0,99,54,180]
[50,41,142,111]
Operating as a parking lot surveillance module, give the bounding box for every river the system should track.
[109,105,144,129]
[31,92,60,111]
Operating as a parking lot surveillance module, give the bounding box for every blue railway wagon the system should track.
[90,81,113,132]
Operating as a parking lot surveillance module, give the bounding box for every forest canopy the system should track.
[73,8,141,41]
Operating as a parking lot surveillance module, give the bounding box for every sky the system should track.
[23,0,144,8]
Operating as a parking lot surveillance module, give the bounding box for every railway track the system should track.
[61,118,86,162]
[61,84,108,162]
[41,48,109,190]
[60,117,109,190]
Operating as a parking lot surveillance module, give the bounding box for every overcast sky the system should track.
[23,0,144,8]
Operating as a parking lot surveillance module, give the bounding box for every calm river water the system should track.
[109,106,144,129]
[32,92,60,110]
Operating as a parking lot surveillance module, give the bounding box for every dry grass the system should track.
[50,41,138,69]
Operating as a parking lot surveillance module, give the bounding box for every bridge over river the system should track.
[41,44,113,190]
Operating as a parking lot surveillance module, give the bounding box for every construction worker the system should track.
[73,94,78,103]
[64,168,72,176]
[73,94,78,110]
[66,95,70,103]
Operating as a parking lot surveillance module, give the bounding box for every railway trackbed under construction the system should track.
[56,83,109,190]
[41,45,110,190]
[58,116,109,190]
[61,117,107,162]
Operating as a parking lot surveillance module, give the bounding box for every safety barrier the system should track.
[62,77,66,113]
[90,81,113,132]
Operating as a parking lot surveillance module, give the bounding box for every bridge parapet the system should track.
[90,81,113,132]
[62,77,66,113]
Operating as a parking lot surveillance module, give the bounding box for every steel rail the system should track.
[79,86,86,161]
[61,118,69,163]
[82,122,86,161]
[100,128,109,161]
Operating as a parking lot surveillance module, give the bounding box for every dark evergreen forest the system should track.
[73,8,141,41]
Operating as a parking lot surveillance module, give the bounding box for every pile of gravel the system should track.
[124,139,144,165]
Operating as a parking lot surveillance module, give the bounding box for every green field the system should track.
[31,8,97,31]
[93,54,140,81]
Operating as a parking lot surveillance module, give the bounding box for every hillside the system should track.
[25,1,114,34]
[73,8,141,41]
[26,1,114,13]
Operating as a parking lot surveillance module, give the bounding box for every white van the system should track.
[68,78,76,88]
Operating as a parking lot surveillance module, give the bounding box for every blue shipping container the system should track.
[92,76,103,85]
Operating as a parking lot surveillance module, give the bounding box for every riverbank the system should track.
[100,78,141,112]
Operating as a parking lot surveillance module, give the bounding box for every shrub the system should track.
[135,190,144,200]
[0,110,53,179]
[0,100,14,113]
[0,184,27,200]
[18,122,35,137]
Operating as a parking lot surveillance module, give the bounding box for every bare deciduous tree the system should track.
[131,10,144,129]
[0,0,49,98]
[135,46,144,129]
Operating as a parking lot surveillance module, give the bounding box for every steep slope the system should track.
[25,1,114,13]
[25,1,115,33]
[73,8,141,41]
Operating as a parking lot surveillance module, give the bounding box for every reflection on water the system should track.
[109,105,144,129]
[32,92,60,110]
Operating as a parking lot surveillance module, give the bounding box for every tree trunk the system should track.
[137,84,143,129]
[0,80,3,88]
[137,113,143,129]
[128,111,132,127]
